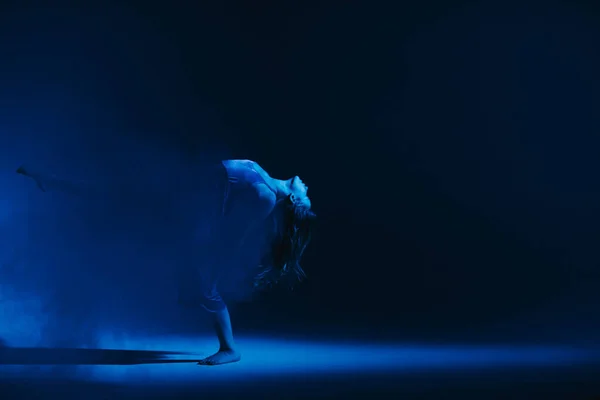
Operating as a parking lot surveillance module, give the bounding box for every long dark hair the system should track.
[254,195,316,289]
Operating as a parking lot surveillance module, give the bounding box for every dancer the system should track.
[17,159,315,365]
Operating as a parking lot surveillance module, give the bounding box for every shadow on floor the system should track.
[0,347,201,365]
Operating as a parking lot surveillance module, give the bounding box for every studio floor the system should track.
[1,333,600,399]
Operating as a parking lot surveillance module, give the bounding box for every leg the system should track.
[197,306,242,365]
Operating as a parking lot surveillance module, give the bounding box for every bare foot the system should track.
[197,349,241,366]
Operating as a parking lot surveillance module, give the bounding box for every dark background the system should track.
[1,0,600,348]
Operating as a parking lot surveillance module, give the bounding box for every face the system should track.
[290,176,311,208]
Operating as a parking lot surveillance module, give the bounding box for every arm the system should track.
[236,183,277,246]
[16,165,97,197]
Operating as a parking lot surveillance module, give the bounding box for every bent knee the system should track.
[200,291,226,313]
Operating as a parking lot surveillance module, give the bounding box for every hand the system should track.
[16,165,46,192]
[15,165,28,176]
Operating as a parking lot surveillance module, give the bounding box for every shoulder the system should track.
[222,159,256,170]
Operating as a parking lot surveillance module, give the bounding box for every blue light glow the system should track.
[1,334,596,386]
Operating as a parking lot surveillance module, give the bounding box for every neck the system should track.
[265,177,291,199]
[250,163,291,199]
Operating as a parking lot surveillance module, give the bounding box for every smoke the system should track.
[0,125,230,348]
[0,3,239,349]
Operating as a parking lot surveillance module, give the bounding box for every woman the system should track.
[17,159,315,365]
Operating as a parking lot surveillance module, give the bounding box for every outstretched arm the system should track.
[16,165,99,197]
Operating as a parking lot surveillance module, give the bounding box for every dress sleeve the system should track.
[198,183,276,311]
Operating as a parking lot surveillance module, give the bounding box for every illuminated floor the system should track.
[1,334,600,399]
